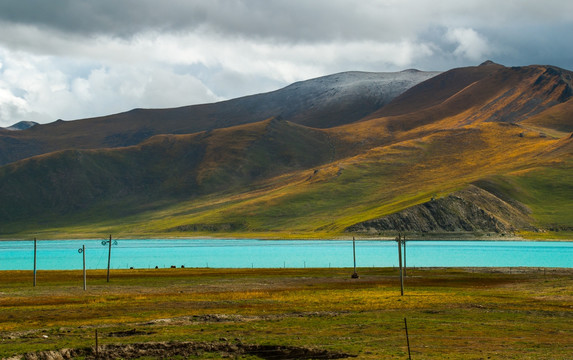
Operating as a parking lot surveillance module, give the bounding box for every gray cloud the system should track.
[0,0,572,127]
[2,0,572,64]
[4,0,567,43]
[0,0,418,41]
[4,2,572,37]
[0,0,204,37]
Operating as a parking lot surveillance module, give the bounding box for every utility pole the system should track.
[397,233,404,296]
[78,245,86,291]
[403,234,407,277]
[107,235,112,282]
[351,237,359,278]
[33,237,37,287]
[101,235,117,282]
[83,245,86,291]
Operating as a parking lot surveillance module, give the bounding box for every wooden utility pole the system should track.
[106,235,112,283]
[351,237,359,278]
[403,234,407,277]
[82,245,86,291]
[78,245,87,290]
[33,238,37,287]
[397,233,404,296]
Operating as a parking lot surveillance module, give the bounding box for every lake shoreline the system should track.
[1,234,572,242]
[2,239,572,270]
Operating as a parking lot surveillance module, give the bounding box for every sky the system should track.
[0,0,572,128]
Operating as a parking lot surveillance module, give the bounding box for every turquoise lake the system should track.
[0,239,571,270]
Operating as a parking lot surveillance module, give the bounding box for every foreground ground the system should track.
[0,267,571,359]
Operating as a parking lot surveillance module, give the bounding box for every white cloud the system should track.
[0,47,220,127]
[1,0,572,127]
[0,26,437,127]
[446,28,491,61]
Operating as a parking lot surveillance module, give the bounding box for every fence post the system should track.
[404,317,412,360]
[95,329,99,359]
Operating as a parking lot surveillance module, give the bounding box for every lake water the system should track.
[0,239,571,270]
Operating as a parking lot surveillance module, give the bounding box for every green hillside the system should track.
[2,123,570,240]
[0,64,572,240]
[0,118,335,233]
[475,160,573,239]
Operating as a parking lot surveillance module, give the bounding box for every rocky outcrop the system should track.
[346,185,536,235]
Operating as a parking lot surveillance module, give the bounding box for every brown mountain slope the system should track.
[520,99,573,135]
[368,61,506,118]
[328,64,573,157]
[0,71,437,166]
[0,118,336,220]
[369,62,572,122]
[0,63,572,238]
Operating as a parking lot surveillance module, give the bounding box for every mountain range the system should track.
[0,61,571,239]
[0,70,438,166]
[0,121,38,131]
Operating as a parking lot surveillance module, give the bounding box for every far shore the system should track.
[1,233,572,242]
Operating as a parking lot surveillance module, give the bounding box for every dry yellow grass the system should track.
[1,267,572,359]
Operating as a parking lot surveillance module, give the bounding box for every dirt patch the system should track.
[12,341,356,360]
[141,311,342,326]
[107,328,154,338]
[2,312,343,342]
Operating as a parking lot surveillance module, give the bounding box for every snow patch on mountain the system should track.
[3,121,39,131]
[281,70,441,106]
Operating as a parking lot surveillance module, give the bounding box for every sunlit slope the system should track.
[520,99,573,137]
[474,135,573,238]
[30,122,565,239]
[202,123,567,237]
[330,64,572,150]
[1,63,572,239]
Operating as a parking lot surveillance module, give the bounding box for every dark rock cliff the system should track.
[346,185,536,235]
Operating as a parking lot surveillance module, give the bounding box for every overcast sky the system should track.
[0,0,572,127]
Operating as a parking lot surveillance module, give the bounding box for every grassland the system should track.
[1,267,572,359]
[3,121,571,241]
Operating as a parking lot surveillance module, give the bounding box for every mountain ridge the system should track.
[0,70,439,166]
[0,121,39,131]
[0,63,572,239]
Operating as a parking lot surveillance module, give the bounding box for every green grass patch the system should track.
[478,160,573,238]
[1,268,572,359]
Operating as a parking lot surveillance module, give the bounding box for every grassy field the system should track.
[1,267,572,359]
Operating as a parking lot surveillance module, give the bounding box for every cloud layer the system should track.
[0,0,572,127]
